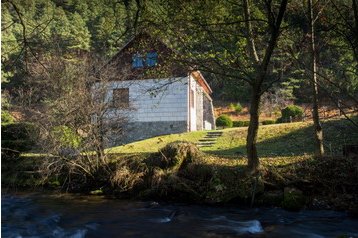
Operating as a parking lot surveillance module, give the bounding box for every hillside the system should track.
[108,118,358,158]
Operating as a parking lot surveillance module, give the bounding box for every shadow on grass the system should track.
[207,119,358,158]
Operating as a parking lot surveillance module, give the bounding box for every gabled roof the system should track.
[110,32,213,95]
[110,32,176,62]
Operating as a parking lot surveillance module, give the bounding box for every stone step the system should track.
[204,135,221,139]
[199,138,217,142]
[197,144,214,148]
[196,142,216,146]
[207,132,223,135]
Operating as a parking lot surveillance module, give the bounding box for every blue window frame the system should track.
[132,53,144,68]
[146,52,158,67]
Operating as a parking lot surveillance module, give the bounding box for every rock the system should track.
[348,204,358,218]
[58,147,80,158]
[259,190,284,206]
[310,197,331,210]
[282,187,306,211]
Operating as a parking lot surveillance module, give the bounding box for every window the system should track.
[132,53,144,68]
[113,88,129,108]
[190,89,195,108]
[146,51,158,67]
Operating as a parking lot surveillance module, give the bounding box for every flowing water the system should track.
[2,192,358,238]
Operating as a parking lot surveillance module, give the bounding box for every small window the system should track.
[113,88,129,108]
[190,89,195,108]
[146,51,158,67]
[132,53,144,68]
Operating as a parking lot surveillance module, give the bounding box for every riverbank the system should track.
[3,144,358,214]
[2,119,358,214]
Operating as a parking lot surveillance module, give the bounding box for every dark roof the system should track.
[108,32,213,94]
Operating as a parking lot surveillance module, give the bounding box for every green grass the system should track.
[106,130,207,154]
[108,118,358,158]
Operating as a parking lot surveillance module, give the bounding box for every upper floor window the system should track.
[132,53,144,68]
[132,51,158,68]
[113,88,129,108]
[146,51,158,67]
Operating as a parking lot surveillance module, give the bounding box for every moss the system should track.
[90,189,104,195]
[282,187,306,211]
[146,141,200,171]
[257,190,284,206]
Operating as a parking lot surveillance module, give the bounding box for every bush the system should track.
[278,105,304,123]
[1,110,14,124]
[52,126,82,148]
[233,120,250,127]
[216,115,233,128]
[1,122,37,152]
[229,103,243,113]
[276,117,284,123]
[262,120,276,125]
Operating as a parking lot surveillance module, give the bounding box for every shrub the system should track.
[233,120,250,127]
[278,105,304,123]
[262,120,275,125]
[230,103,243,113]
[216,115,233,128]
[1,122,37,152]
[1,110,14,124]
[276,117,284,124]
[52,126,82,148]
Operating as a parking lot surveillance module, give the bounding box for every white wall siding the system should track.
[105,77,189,122]
[188,75,198,131]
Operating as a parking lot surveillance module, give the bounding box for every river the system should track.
[2,192,358,238]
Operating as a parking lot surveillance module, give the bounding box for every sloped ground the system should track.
[108,118,358,157]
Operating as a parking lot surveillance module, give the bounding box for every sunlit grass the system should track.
[108,119,358,158]
[106,130,207,154]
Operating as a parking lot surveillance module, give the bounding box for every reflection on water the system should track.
[2,192,358,238]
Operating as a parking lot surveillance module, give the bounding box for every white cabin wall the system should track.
[105,77,189,122]
[188,75,197,131]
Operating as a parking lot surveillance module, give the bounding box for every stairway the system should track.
[196,131,223,148]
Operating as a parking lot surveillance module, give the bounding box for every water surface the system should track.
[2,192,358,237]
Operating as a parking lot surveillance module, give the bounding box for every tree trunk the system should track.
[246,86,261,173]
[308,0,324,156]
[243,0,288,172]
[353,0,358,62]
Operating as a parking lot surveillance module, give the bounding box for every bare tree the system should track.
[308,0,324,156]
[16,54,131,189]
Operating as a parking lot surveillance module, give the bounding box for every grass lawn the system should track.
[107,118,358,158]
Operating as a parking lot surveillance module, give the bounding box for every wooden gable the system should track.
[107,32,212,95]
[109,32,187,81]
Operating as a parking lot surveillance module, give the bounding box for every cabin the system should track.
[97,32,215,146]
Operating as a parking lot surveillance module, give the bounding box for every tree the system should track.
[243,0,289,172]
[17,54,129,187]
[308,0,324,156]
